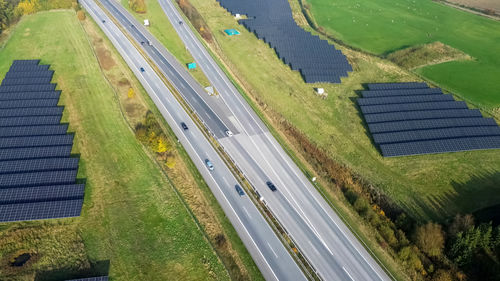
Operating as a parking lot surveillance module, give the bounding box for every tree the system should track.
[432,270,453,281]
[415,222,444,257]
[16,0,39,15]
[448,214,474,237]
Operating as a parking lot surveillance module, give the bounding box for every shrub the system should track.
[129,0,146,13]
[415,223,445,257]
[353,196,370,217]
[76,10,85,21]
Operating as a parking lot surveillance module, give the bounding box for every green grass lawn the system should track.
[0,10,229,280]
[305,0,500,108]
[183,0,500,222]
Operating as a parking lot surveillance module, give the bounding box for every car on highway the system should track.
[181,122,188,130]
[179,21,183,25]
[102,19,106,23]
[140,67,145,72]
[225,130,233,137]
[205,159,214,171]
[266,181,277,192]
[235,184,245,196]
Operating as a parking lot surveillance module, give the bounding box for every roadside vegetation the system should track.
[164,0,500,279]
[0,9,230,280]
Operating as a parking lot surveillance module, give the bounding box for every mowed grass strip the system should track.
[306,0,500,108]
[0,10,228,280]
[182,0,500,221]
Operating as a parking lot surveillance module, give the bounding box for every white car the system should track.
[225,130,233,137]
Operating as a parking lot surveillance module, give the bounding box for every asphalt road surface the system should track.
[92,0,394,279]
[80,1,307,280]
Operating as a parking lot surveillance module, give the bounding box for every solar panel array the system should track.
[359,82,500,157]
[215,0,351,83]
[0,60,84,222]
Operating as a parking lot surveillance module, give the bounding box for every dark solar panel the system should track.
[0,106,64,118]
[0,84,56,92]
[357,82,500,156]
[0,115,62,127]
[0,99,60,109]
[0,184,84,204]
[380,136,500,157]
[4,70,54,79]
[0,124,68,138]
[0,157,78,174]
[0,199,83,222]
[0,91,61,101]
[0,61,84,222]
[0,169,77,188]
[368,117,497,133]
[213,0,351,83]
[12,59,40,65]
[8,64,50,72]
[358,94,454,106]
[373,126,500,144]
[366,82,428,90]
[0,145,73,161]
[363,109,483,123]
[360,101,468,114]
[1,77,53,86]
[0,134,73,149]
[361,87,442,98]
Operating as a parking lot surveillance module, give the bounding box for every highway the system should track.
[80,1,307,280]
[92,0,393,279]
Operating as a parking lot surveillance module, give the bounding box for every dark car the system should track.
[235,185,245,196]
[266,181,277,192]
[102,20,106,23]
[179,21,183,25]
[140,67,145,72]
[181,122,188,130]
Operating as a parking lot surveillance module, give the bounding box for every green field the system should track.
[306,0,500,108]
[0,10,229,280]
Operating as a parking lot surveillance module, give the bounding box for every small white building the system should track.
[144,19,150,26]
[235,13,241,19]
[315,88,325,94]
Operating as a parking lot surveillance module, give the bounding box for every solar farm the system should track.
[0,60,84,223]
[358,82,500,157]
[215,0,351,83]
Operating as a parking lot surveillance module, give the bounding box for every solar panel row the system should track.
[216,0,351,83]
[357,83,500,156]
[0,60,83,222]
[0,91,61,101]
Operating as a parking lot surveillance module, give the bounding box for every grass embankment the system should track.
[0,10,229,280]
[305,0,500,109]
[119,0,211,87]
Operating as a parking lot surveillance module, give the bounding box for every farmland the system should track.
[0,10,229,280]
[304,0,500,108]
